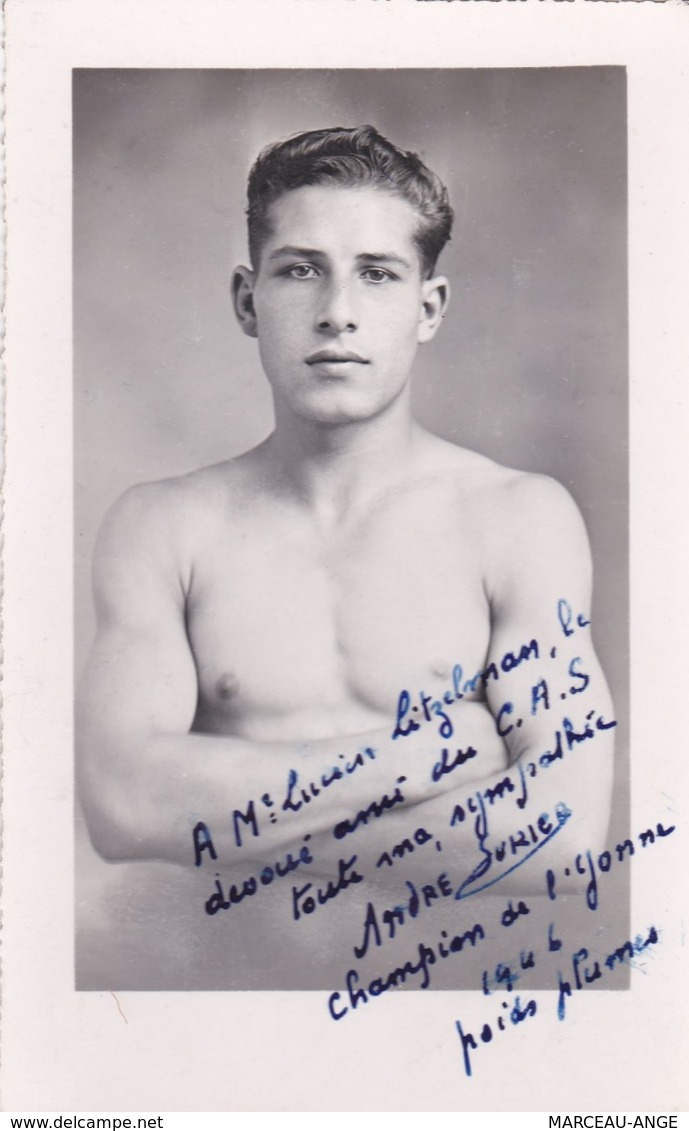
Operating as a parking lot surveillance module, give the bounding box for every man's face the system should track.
[234,184,448,426]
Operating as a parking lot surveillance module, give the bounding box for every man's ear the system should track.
[417,275,450,344]
[232,266,258,338]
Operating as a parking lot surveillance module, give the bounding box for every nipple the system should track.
[430,660,451,679]
[215,672,240,701]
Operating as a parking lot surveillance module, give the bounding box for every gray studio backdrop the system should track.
[74,68,628,987]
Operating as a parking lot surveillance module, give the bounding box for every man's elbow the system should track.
[80,791,147,863]
[77,755,151,863]
[85,816,132,863]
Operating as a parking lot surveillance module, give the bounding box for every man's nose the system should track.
[316,280,358,333]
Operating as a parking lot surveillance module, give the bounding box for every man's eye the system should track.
[286,264,318,279]
[361,268,393,283]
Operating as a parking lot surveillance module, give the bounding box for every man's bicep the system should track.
[78,622,198,750]
[77,486,198,754]
[484,475,613,764]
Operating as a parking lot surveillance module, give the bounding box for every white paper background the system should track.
[3,0,688,1113]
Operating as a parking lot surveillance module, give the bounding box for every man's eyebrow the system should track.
[267,246,414,269]
[268,245,324,261]
[355,252,413,269]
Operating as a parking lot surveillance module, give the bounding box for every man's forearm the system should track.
[78,722,452,868]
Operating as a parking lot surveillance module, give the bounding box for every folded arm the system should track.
[76,484,481,868]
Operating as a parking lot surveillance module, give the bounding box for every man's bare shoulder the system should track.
[95,454,265,586]
[102,453,261,534]
[471,459,582,533]
[422,433,589,579]
[424,433,577,518]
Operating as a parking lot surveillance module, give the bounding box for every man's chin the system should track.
[291,392,399,427]
[310,410,375,427]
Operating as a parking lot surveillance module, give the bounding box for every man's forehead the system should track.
[262,183,421,254]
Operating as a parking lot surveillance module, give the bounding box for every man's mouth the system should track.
[306,350,369,366]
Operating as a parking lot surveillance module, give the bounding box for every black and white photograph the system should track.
[3,0,687,1115]
[73,67,629,994]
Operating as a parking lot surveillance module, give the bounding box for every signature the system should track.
[454,800,572,899]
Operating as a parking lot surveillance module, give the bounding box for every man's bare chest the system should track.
[185,486,492,735]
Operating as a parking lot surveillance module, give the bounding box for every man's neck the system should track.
[262,395,425,526]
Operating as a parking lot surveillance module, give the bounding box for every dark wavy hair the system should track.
[246,125,453,277]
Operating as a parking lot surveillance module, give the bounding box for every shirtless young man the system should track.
[76,125,615,991]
